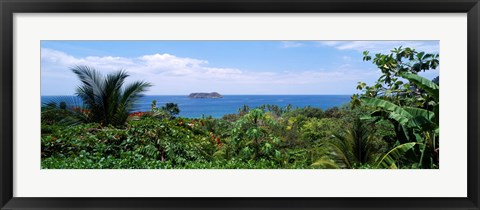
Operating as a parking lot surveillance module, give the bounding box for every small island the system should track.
[188,92,223,99]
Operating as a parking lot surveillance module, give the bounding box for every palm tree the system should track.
[41,95,89,127]
[71,65,152,127]
[311,118,386,168]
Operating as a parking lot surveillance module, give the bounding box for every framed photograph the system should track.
[1,0,479,209]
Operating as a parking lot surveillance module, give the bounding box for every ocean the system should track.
[41,95,352,118]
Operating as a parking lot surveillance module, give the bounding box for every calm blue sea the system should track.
[41,95,352,118]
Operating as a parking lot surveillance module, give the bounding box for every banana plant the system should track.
[400,72,439,125]
[360,73,439,168]
[376,142,418,169]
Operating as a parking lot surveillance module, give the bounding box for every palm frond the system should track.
[70,65,151,127]
[71,65,104,105]
[120,80,152,112]
[312,141,352,169]
[41,95,89,126]
[311,158,340,169]
[400,72,439,102]
[102,70,129,125]
[376,142,418,169]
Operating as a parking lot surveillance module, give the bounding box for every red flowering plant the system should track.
[127,111,145,121]
[209,132,222,147]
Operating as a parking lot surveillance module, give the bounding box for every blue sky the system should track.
[41,41,439,95]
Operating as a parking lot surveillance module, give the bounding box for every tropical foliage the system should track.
[71,65,152,127]
[42,47,439,169]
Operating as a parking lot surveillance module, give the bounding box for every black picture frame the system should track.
[1,0,479,209]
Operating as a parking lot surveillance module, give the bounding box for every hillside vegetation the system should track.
[41,47,439,169]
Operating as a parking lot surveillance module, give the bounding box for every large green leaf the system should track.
[387,112,409,125]
[362,98,412,125]
[404,107,437,130]
[376,142,418,169]
[363,98,436,131]
[400,72,439,102]
[404,107,435,121]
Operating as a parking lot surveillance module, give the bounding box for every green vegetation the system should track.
[71,65,152,127]
[41,47,439,169]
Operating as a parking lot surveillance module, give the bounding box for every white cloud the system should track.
[317,41,439,53]
[341,56,352,61]
[277,40,439,54]
[318,41,342,47]
[139,53,208,69]
[281,41,304,48]
[41,48,382,95]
